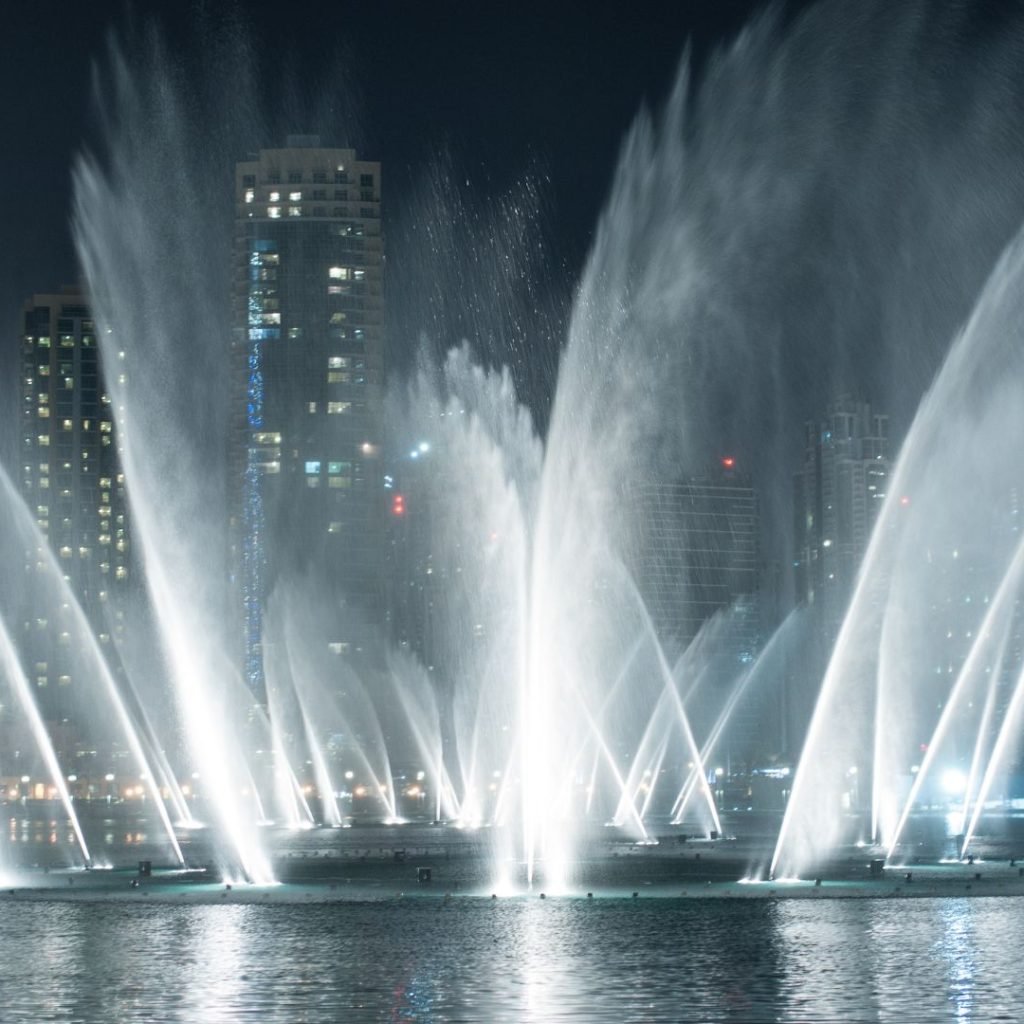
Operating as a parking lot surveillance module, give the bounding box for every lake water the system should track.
[0,894,1021,1022]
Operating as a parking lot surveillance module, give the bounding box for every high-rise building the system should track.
[232,138,385,701]
[631,459,762,764]
[793,397,890,631]
[788,397,890,750]
[18,288,131,727]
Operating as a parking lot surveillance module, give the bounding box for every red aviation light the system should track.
[392,494,405,516]
[721,456,736,469]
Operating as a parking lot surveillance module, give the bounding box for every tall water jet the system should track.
[774,229,1024,878]
[0,618,90,866]
[72,36,273,882]
[0,467,185,865]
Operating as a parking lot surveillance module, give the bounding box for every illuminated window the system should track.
[328,476,349,489]
[327,371,349,383]
[62,419,73,431]
[308,402,317,414]
[353,269,365,281]
[328,522,342,533]
[244,189,255,203]
[288,327,302,339]
[38,435,50,446]
[268,206,281,218]
[329,313,346,324]
[328,356,348,369]
[38,407,50,418]
[289,191,302,201]
[327,402,350,415]
[115,566,128,580]
[269,191,281,202]
[306,477,320,488]
[329,267,349,280]
[304,461,321,474]
[288,206,301,217]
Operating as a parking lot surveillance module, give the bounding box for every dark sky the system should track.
[0,0,806,351]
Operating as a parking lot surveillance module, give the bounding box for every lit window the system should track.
[288,327,302,339]
[289,191,302,202]
[328,356,348,369]
[38,435,50,446]
[306,477,320,488]
[244,189,255,203]
[329,267,349,280]
[269,191,281,202]
[327,402,351,415]
[115,566,128,580]
[328,522,342,533]
[62,419,73,431]
[268,206,281,218]
[288,206,301,217]
[327,371,349,383]
[353,269,365,281]
[329,313,346,324]
[328,476,349,489]
[308,402,317,414]
[38,407,50,418]
[305,461,321,474]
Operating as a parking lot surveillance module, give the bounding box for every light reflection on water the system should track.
[0,897,1023,1021]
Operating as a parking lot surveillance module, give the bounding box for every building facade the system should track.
[233,138,385,701]
[18,288,131,732]
[793,397,890,633]
[632,459,762,765]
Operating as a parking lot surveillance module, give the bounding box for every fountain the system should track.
[4,1,1024,893]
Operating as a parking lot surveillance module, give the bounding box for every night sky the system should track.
[0,1,805,386]
[6,0,1024,463]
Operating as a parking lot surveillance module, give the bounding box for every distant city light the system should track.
[721,456,735,469]
[900,495,911,506]
[418,441,430,453]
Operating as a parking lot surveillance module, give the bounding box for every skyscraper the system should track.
[233,138,385,701]
[789,397,890,749]
[631,459,763,764]
[18,288,131,728]
[793,396,890,632]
